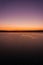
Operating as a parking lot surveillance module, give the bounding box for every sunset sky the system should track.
[0,0,43,30]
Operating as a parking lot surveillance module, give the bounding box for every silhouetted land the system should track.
[0,30,43,32]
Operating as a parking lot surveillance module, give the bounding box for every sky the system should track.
[0,0,43,30]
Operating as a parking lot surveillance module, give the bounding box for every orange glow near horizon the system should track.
[0,26,43,30]
[0,0,43,31]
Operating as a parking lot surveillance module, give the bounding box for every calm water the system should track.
[0,32,43,64]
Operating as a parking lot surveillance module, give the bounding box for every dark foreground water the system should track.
[0,32,43,64]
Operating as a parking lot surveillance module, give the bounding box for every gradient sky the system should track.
[0,0,43,30]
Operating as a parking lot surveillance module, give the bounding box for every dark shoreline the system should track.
[0,30,43,32]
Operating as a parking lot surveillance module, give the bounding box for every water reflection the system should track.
[0,32,43,64]
[22,33,43,39]
[0,32,43,39]
[0,32,43,50]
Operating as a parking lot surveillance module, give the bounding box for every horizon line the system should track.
[0,30,43,32]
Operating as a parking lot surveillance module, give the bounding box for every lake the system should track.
[0,32,43,64]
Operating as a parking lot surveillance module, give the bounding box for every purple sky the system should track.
[0,0,43,30]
